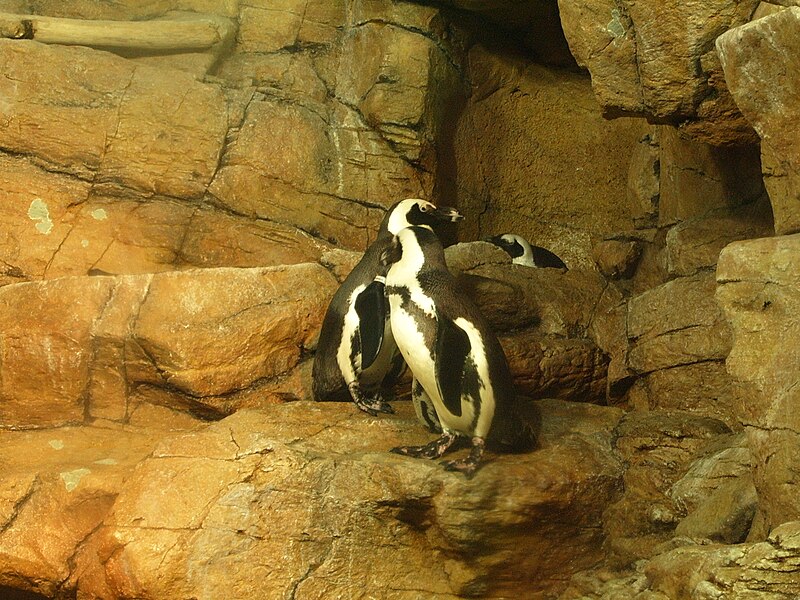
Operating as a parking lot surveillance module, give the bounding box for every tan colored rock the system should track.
[0,40,227,199]
[717,233,800,533]
[0,416,199,597]
[64,400,623,600]
[627,131,661,229]
[627,272,732,375]
[717,8,800,234]
[0,264,338,428]
[0,276,115,428]
[665,200,774,278]
[592,239,642,279]
[638,361,745,429]
[501,332,608,403]
[643,522,800,598]
[604,411,732,565]
[658,127,764,226]
[0,156,334,284]
[453,45,646,269]
[558,0,760,145]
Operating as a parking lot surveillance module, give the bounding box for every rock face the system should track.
[717,7,800,235]
[717,234,800,537]
[0,400,624,599]
[0,264,338,428]
[452,45,646,269]
[558,0,761,145]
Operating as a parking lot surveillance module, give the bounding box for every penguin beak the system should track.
[432,206,463,223]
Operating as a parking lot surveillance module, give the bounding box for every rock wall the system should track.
[1,0,800,599]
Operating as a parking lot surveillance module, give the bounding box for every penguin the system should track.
[381,226,536,476]
[487,233,567,269]
[312,199,463,416]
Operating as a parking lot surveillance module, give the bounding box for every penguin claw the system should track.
[391,433,458,460]
[441,458,480,478]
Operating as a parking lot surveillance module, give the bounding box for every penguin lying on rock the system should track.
[381,226,536,477]
[487,233,567,269]
[312,199,463,416]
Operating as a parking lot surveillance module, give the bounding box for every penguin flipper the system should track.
[435,316,471,418]
[354,280,386,372]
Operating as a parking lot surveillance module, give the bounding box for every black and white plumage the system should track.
[312,199,463,415]
[487,234,567,269]
[381,226,535,476]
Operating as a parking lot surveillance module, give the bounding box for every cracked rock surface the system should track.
[0,400,624,599]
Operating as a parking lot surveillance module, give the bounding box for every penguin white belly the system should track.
[389,301,481,437]
[336,284,365,384]
[453,318,495,440]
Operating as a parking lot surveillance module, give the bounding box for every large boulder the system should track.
[558,0,761,145]
[717,7,800,235]
[0,264,338,428]
[0,400,624,599]
[717,234,800,537]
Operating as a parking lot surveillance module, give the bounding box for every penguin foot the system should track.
[349,383,394,416]
[391,432,457,459]
[441,437,485,478]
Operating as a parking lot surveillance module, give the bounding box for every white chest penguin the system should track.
[312,199,462,415]
[487,233,567,269]
[382,226,535,476]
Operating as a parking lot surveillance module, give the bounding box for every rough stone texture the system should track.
[665,200,774,278]
[0,400,624,599]
[561,522,800,598]
[0,156,334,283]
[627,272,732,375]
[644,522,800,599]
[592,239,642,279]
[603,411,733,565]
[717,234,800,537]
[0,40,227,198]
[558,0,761,145]
[0,264,338,428]
[717,8,800,235]
[452,45,646,269]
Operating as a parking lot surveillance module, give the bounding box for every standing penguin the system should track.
[487,233,567,269]
[312,199,463,415]
[382,226,536,476]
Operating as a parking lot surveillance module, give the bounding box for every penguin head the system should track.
[486,234,530,261]
[383,199,463,236]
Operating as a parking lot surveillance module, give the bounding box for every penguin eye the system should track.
[419,203,431,213]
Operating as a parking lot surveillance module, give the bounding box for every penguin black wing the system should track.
[354,280,387,371]
[531,246,567,269]
[435,316,471,418]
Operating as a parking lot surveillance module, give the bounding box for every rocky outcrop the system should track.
[0,264,337,428]
[717,7,800,235]
[557,0,761,145]
[452,45,646,269]
[0,400,624,599]
[717,234,800,538]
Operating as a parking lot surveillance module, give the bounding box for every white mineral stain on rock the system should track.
[94,458,118,465]
[91,208,108,221]
[60,467,92,492]
[607,9,626,38]
[81,239,90,248]
[28,198,54,234]
[48,439,65,450]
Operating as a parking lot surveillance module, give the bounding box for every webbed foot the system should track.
[349,383,394,416]
[441,437,485,479]
[391,432,457,460]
